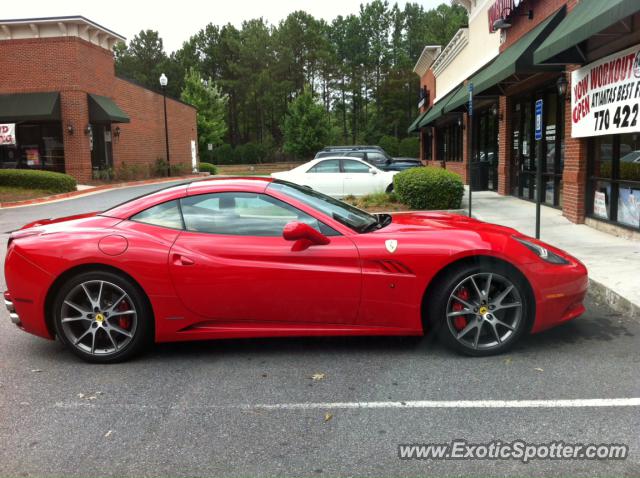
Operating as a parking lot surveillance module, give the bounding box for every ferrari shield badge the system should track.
[385,239,398,253]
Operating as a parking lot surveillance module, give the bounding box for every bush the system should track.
[379,135,400,156]
[198,162,217,175]
[212,144,237,165]
[398,137,420,158]
[0,169,76,193]
[394,167,464,210]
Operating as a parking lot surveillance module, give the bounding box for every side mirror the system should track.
[283,221,330,251]
[369,168,378,175]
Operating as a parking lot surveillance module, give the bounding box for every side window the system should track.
[342,159,371,173]
[130,200,183,229]
[308,159,340,173]
[180,192,339,237]
[366,152,389,165]
[346,152,366,159]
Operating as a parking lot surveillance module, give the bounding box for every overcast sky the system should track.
[4,0,443,53]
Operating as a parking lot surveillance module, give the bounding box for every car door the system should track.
[168,191,361,325]
[302,159,343,196]
[342,158,380,196]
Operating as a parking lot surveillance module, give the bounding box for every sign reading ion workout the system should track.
[571,43,640,138]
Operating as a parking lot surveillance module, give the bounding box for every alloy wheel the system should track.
[59,280,138,356]
[445,272,523,351]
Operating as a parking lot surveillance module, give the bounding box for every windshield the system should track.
[268,180,378,233]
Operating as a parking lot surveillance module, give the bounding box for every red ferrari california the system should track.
[4,178,587,363]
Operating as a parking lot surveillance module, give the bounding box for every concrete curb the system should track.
[0,174,208,209]
[587,278,640,318]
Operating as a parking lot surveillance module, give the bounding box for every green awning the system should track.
[0,92,60,122]
[418,85,463,127]
[444,7,566,113]
[408,110,429,133]
[534,0,640,65]
[88,94,130,123]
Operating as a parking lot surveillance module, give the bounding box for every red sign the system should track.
[488,0,524,33]
[0,123,16,145]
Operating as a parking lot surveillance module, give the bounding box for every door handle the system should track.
[173,254,195,266]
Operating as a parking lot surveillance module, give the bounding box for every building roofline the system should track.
[0,15,126,41]
[115,75,197,110]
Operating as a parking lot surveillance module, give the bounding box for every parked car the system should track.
[4,177,588,363]
[315,145,423,171]
[271,156,396,197]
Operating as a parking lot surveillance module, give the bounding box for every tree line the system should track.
[114,1,467,161]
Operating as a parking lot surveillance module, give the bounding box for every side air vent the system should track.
[365,260,414,275]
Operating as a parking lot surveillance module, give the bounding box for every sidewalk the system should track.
[462,189,640,316]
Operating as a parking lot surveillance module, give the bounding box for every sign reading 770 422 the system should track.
[593,104,640,132]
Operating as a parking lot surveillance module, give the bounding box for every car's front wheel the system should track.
[52,270,152,363]
[430,263,531,356]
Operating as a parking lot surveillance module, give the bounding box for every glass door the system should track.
[510,87,564,207]
[471,107,499,191]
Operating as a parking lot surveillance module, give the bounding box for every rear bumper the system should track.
[4,291,22,327]
[4,247,55,339]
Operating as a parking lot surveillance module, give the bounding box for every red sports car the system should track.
[4,178,588,363]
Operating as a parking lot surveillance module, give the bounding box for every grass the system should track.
[0,186,58,202]
[343,192,410,212]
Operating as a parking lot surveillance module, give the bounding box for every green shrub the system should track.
[198,162,218,175]
[169,163,188,176]
[0,169,76,193]
[394,167,464,210]
[212,144,236,165]
[379,135,400,156]
[398,137,420,158]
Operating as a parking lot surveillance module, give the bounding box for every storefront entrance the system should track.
[90,124,114,173]
[471,107,499,191]
[510,88,564,207]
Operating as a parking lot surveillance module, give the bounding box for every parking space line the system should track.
[53,397,640,411]
[239,398,640,410]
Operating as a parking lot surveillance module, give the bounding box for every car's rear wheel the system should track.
[430,263,531,356]
[52,271,152,363]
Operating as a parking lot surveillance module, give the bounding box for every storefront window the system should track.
[589,133,640,229]
[436,122,463,162]
[617,133,640,228]
[421,129,432,162]
[0,122,64,173]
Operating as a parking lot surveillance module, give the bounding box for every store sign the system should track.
[488,0,524,33]
[593,191,608,219]
[0,123,16,145]
[571,43,640,138]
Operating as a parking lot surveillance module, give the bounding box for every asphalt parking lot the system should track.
[0,182,639,477]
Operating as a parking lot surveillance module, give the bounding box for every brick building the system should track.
[410,0,640,234]
[0,16,198,183]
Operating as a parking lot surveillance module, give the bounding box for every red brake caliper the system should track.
[116,300,131,330]
[452,287,470,331]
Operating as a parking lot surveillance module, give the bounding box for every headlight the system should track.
[513,237,569,265]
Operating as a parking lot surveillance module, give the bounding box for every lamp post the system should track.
[159,73,170,176]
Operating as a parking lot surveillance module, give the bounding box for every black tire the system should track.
[52,270,153,363]
[386,184,394,193]
[429,262,532,356]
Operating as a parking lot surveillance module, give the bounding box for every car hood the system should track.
[381,212,517,235]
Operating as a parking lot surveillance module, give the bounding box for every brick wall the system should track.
[112,78,197,176]
[0,36,197,183]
